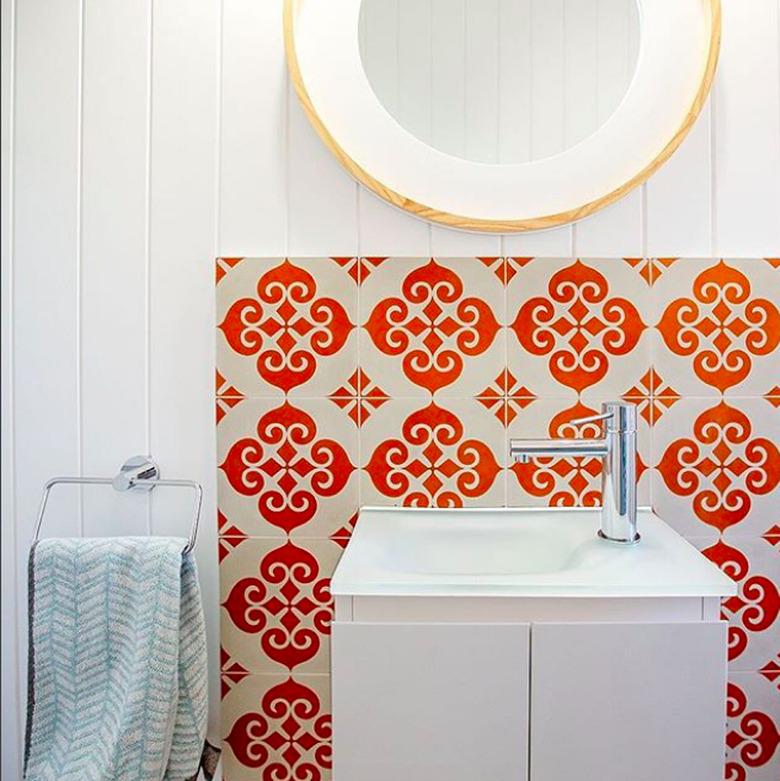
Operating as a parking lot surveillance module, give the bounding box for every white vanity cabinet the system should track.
[330,508,736,781]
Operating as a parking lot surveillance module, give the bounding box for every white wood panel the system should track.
[430,225,501,256]
[0,0,19,772]
[288,88,359,256]
[13,0,82,540]
[80,0,150,535]
[564,0,598,151]
[332,622,530,781]
[465,0,500,163]
[219,0,286,255]
[148,0,221,736]
[358,187,429,256]
[530,0,565,161]
[530,622,728,781]
[575,189,643,256]
[10,0,83,766]
[646,102,712,257]
[576,0,646,257]
[504,225,573,256]
[398,0,432,147]
[714,0,780,256]
[499,0,531,163]
[360,0,399,119]
[431,0,466,159]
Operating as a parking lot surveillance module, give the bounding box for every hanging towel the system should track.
[24,537,210,781]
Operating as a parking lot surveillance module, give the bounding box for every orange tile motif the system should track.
[364,401,501,507]
[364,258,501,393]
[510,259,646,393]
[216,257,779,781]
[657,401,780,533]
[657,260,780,394]
[219,259,355,394]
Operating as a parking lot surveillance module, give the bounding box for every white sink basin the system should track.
[331,507,736,598]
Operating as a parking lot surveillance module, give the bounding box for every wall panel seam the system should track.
[710,78,718,257]
[144,0,154,535]
[6,0,21,759]
[76,0,85,536]
[214,0,223,256]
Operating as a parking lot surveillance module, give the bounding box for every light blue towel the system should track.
[24,537,209,781]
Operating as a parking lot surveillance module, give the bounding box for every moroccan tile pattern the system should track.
[216,257,780,780]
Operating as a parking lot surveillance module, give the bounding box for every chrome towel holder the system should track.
[33,456,203,554]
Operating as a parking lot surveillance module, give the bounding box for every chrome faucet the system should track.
[509,401,640,544]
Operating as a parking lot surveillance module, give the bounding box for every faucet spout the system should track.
[510,438,609,463]
[509,401,640,545]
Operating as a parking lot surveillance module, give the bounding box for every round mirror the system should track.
[358,0,641,165]
[285,0,720,232]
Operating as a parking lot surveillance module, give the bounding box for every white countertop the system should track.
[331,507,736,599]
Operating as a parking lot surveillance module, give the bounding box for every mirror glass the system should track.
[359,0,640,164]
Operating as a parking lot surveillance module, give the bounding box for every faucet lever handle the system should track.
[570,411,614,427]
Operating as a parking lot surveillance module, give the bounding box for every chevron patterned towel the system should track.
[24,537,209,781]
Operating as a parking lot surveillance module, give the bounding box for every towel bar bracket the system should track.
[33,455,203,554]
[113,456,160,491]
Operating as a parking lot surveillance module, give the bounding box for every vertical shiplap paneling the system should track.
[529,0,565,161]
[0,0,19,772]
[360,0,399,118]
[357,0,427,255]
[714,0,780,256]
[429,0,498,255]
[646,102,712,257]
[431,0,466,159]
[505,0,573,257]
[220,0,286,255]
[431,0,501,256]
[465,0,500,164]
[288,93,360,256]
[498,0,531,164]
[564,0,598,152]
[397,0,432,148]
[148,0,221,735]
[11,0,83,764]
[80,0,151,534]
[288,0,359,257]
[13,0,82,537]
[576,0,642,257]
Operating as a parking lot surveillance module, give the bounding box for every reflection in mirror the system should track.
[359,0,640,164]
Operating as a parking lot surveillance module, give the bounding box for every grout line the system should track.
[143,0,154,535]
[75,0,85,536]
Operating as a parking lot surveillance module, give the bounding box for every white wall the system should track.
[1,0,779,776]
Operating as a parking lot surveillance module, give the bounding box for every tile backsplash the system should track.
[216,257,780,781]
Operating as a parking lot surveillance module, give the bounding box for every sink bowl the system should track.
[330,507,736,598]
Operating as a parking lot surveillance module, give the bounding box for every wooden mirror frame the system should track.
[284,0,721,233]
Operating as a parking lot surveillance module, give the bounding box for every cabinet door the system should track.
[530,621,728,781]
[332,622,530,781]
